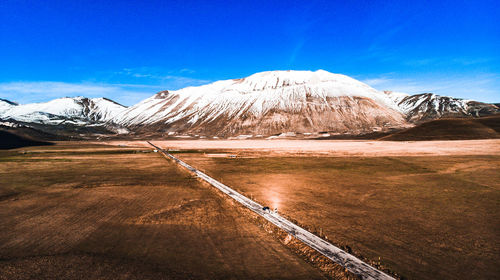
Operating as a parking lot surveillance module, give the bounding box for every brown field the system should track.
[3,139,499,280]
[0,143,327,279]
[148,140,500,280]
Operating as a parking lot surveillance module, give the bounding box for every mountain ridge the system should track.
[1,70,498,138]
[384,91,498,122]
[0,96,126,125]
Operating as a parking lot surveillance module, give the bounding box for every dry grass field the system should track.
[173,149,500,280]
[0,143,326,279]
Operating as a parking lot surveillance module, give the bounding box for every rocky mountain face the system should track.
[384,91,499,123]
[113,70,409,137]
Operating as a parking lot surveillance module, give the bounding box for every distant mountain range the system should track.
[0,96,125,124]
[1,70,498,139]
[0,97,128,137]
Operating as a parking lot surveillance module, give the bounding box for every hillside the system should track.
[380,115,500,141]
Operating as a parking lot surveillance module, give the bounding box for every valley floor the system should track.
[2,139,499,279]
[0,143,326,279]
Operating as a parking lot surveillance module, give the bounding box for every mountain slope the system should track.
[113,70,408,136]
[380,115,500,141]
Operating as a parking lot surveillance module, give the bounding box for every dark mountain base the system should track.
[17,122,117,139]
[0,130,53,149]
[0,120,126,141]
[380,115,500,141]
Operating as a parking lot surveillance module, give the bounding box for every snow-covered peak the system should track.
[144,70,402,113]
[0,98,17,111]
[396,93,469,114]
[388,92,500,122]
[224,70,376,94]
[113,70,408,136]
[86,97,128,122]
[233,70,331,89]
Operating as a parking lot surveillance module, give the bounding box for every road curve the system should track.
[148,141,395,280]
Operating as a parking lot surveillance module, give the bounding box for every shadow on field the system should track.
[0,130,53,150]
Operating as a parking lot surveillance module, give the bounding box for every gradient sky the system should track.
[1,0,499,105]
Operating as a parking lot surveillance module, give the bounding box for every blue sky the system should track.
[0,0,498,105]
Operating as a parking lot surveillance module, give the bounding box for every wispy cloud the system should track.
[0,81,162,106]
[402,58,436,67]
[156,75,210,89]
[288,40,305,66]
[179,68,195,74]
[402,57,495,67]
[362,73,500,103]
[114,67,210,89]
[0,67,212,106]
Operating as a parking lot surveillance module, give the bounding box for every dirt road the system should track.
[149,142,394,280]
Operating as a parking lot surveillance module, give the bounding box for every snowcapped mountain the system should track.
[384,91,499,122]
[0,97,126,125]
[2,71,498,139]
[113,70,409,136]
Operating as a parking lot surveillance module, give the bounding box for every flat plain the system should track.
[149,139,500,280]
[0,142,327,280]
[2,139,499,280]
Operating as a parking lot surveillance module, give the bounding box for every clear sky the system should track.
[1,0,498,105]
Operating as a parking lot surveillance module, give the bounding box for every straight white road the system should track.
[148,142,394,280]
